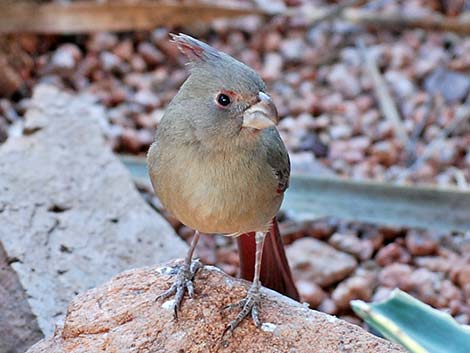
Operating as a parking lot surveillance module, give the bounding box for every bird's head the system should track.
[168,33,278,146]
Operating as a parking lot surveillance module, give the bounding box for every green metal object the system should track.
[119,154,470,232]
[284,174,470,232]
[351,289,470,353]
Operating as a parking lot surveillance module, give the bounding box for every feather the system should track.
[170,33,221,64]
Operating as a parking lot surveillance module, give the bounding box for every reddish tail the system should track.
[237,218,299,301]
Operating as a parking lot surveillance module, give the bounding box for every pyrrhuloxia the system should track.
[147,33,298,332]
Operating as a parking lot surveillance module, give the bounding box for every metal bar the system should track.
[120,155,470,232]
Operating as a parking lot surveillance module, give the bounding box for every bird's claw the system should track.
[223,285,261,335]
[223,299,245,312]
[156,259,202,319]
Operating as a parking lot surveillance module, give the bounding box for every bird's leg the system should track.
[156,230,202,319]
[224,231,266,333]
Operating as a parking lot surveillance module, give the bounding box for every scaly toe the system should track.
[251,301,260,327]
[190,258,203,274]
[223,286,261,334]
[155,260,202,318]
[223,298,246,312]
[155,284,177,302]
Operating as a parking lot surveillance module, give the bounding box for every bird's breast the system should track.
[148,141,282,234]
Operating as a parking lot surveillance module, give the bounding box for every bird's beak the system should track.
[242,92,278,130]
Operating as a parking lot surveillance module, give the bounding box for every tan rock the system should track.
[332,274,375,310]
[296,279,325,308]
[27,263,405,353]
[405,230,438,256]
[287,238,357,287]
[379,263,413,289]
[375,243,411,266]
[329,232,374,261]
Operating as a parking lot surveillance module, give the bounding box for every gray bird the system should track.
[147,33,298,333]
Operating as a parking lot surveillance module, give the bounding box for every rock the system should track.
[133,89,161,109]
[305,219,336,239]
[120,127,143,153]
[100,51,123,72]
[329,232,374,261]
[287,238,357,287]
[414,256,451,274]
[0,117,7,143]
[340,315,363,327]
[372,286,394,302]
[26,263,405,353]
[327,64,361,98]
[0,53,26,98]
[384,70,416,99]
[424,68,470,103]
[408,269,460,308]
[329,124,353,140]
[332,274,374,310]
[50,44,82,73]
[279,37,305,63]
[375,243,411,267]
[0,242,43,353]
[378,263,413,289]
[329,137,371,163]
[130,55,147,72]
[439,280,463,306]
[87,32,118,52]
[263,31,282,52]
[0,98,20,123]
[463,283,470,306]
[296,132,329,158]
[389,43,414,69]
[456,314,470,325]
[0,85,187,336]
[262,52,283,81]
[136,129,154,147]
[137,42,164,66]
[361,229,384,251]
[296,280,325,308]
[456,266,470,287]
[405,230,438,256]
[113,40,134,61]
[113,39,134,61]
[76,54,100,78]
[370,141,399,167]
[318,297,338,315]
[288,151,335,176]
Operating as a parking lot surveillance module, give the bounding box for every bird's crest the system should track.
[170,33,266,97]
[170,33,222,65]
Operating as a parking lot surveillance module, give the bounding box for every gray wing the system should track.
[262,127,290,194]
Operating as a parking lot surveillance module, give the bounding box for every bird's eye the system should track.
[216,93,231,107]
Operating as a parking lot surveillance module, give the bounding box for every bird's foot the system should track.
[223,284,261,334]
[156,259,202,319]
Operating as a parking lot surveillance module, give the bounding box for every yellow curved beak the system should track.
[242,92,278,130]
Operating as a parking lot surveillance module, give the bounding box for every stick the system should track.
[2,2,470,35]
[404,96,435,166]
[357,39,409,146]
[345,8,470,34]
[449,167,469,190]
[0,1,263,34]
[397,96,470,181]
[307,0,363,27]
[297,7,470,34]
